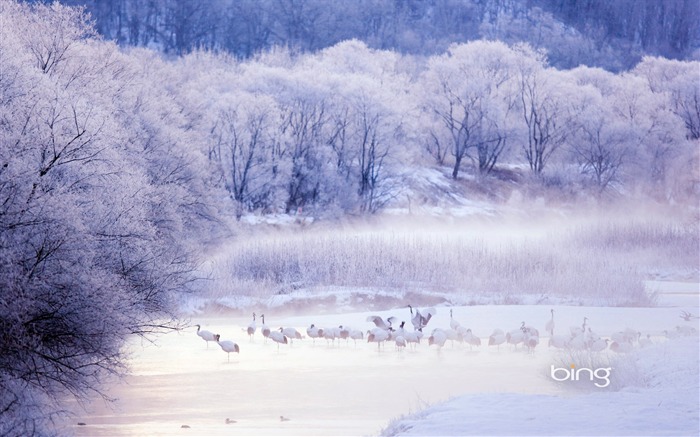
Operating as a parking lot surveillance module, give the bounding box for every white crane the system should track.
[444,328,462,347]
[246,313,256,340]
[269,330,288,350]
[570,317,588,337]
[306,324,323,344]
[349,329,364,345]
[488,329,506,350]
[338,326,350,343]
[462,328,481,349]
[366,315,397,331]
[389,321,409,341]
[408,305,436,331]
[280,327,302,344]
[260,314,271,341]
[195,324,218,349]
[523,329,539,352]
[523,323,540,337]
[323,326,340,345]
[545,309,555,336]
[403,329,422,348]
[395,336,407,350]
[215,335,240,362]
[367,327,390,350]
[506,323,525,349]
[428,328,448,349]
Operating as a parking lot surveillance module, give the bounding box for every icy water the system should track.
[67,320,560,436]
[64,282,699,436]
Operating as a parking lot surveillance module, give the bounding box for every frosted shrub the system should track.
[209,216,692,305]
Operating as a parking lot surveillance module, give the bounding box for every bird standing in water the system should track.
[215,335,240,362]
[195,324,218,349]
[247,313,257,340]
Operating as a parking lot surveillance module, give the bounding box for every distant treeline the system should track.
[26,0,700,71]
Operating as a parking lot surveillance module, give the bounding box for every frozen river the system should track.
[64,282,698,436]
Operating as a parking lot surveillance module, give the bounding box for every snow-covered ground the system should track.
[382,336,699,436]
[61,281,699,436]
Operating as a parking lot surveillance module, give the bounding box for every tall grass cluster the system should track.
[208,216,698,306]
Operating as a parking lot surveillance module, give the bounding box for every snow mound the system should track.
[381,336,700,436]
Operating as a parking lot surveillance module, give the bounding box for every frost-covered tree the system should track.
[603,64,693,200]
[421,41,521,178]
[515,52,575,175]
[278,95,330,213]
[633,56,700,140]
[0,3,219,434]
[211,93,285,216]
[14,0,96,74]
[565,68,634,192]
[319,41,411,213]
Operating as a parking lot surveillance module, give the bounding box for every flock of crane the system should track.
[194,307,699,361]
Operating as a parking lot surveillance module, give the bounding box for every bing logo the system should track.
[550,364,612,388]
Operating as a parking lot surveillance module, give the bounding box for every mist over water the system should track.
[201,206,698,312]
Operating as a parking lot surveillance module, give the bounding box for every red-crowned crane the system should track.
[269,330,288,350]
[280,327,302,344]
[260,314,271,342]
[246,313,256,340]
[215,335,240,362]
[349,329,364,346]
[488,329,506,350]
[506,323,525,349]
[195,324,218,349]
[545,309,555,336]
[306,324,323,344]
[367,327,390,350]
[366,315,397,331]
[428,328,448,349]
[408,305,436,331]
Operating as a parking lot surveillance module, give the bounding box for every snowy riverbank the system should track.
[381,335,699,436]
